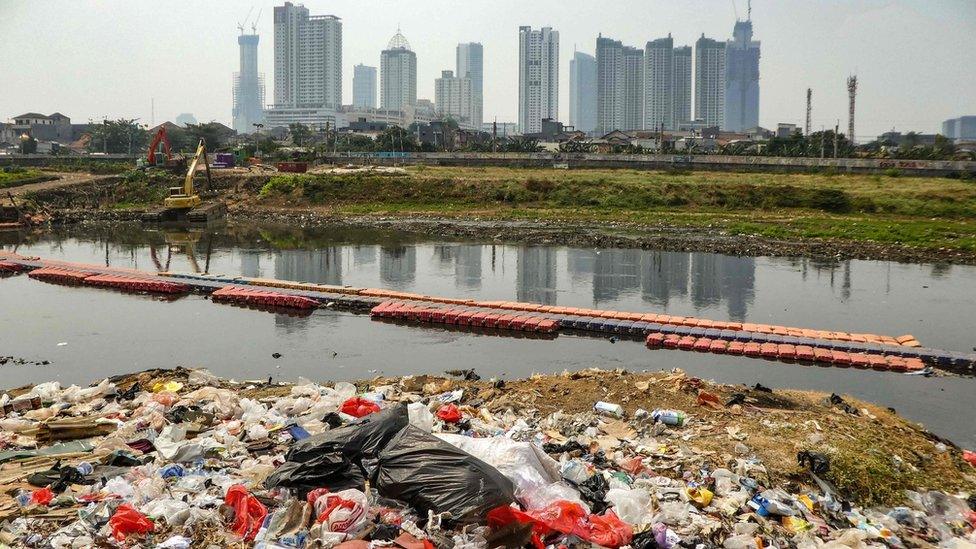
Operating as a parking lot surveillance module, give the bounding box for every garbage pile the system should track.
[0,367,974,548]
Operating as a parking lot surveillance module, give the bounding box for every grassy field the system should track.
[257,166,976,253]
[0,168,49,188]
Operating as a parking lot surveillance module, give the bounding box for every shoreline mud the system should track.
[35,207,976,266]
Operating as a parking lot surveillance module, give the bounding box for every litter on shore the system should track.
[0,367,974,548]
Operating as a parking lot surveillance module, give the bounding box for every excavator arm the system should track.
[163,139,207,210]
[146,127,173,165]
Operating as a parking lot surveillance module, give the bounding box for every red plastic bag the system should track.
[963,450,976,468]
[30,487,54,506]
[307,487,330,506]
[225,484,268,541]
[109,503,155,541]
[436,404,462,423]
[487,501,632,548]
[340,397,381,418]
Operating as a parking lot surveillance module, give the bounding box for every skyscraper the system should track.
[643,36,673,131]
[596,36,622,135]
[518,26,559,135]
[724,18,761,132]
[569,51,597,134]
[434,70,474,127]
[456,43,483,127]
[596,35,643,134]
[621,46,644,132]
[273,2,342,109]
[694,35,726,128]
[233,31,265,134]
[352,64,377,109]
[672,46,692,127]
[381,30,417,111]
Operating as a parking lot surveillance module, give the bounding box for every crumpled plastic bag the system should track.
[225,484,268,542]
[142,498,191,526]
[408,402,434,432]
[313,488,369,541]
[340,397,381,418]
[436,404,462,423]
[109,503,155,541]
[373,425,516,524]
[487,501,633,548]
[604,487,652,525]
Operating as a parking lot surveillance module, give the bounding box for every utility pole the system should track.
[833,121,839,158]
[805,88,812,136]
[847,75,857,145]
[820,126,825,159]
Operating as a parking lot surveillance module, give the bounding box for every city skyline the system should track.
[2,1,974,137]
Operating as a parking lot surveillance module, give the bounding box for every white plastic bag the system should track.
[605,487,652,525]
[407,402,434,432]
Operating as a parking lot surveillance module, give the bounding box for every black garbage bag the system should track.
[372,425,515,525]
[797,450,830,475]
[577,472,610,514]
[265,404,408,494]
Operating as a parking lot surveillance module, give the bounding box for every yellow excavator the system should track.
[164,139,211,210]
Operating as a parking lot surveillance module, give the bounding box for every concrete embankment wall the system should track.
[323,152,976,177]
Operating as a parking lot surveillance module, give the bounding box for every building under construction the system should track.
[232,31,266,134]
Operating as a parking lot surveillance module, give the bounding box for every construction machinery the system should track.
[142,126,187,172]
[142,139,226,223]
[164,139,210,210]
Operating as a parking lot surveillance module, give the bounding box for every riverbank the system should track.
[0,367,973,546]
[15,165,976,264]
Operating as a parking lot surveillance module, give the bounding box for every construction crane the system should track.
[164,139,211,210]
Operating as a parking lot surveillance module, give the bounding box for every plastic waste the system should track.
[30,486,54,506]
[594,401,624,418]
[407,402,434,432]
[151,380,184,393]
[226,484,268,542]
[109,503,155,541]
[605,487,652,524]
[487,500,633,548]
[652,409,687,427]
[266,404,408,493]
[436,403,462,423]
[340,397,381,418]
[373,425,516,523]
[312,488,369,543]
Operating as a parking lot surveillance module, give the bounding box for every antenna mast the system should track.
[805,88,812,136]
[747,0,752,20]
[847,75,858,144]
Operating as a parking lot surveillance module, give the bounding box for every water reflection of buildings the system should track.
[517,247,557,305]
[352,246,376,267]
[240,250,262,278]
[567,249,755,321]
[380,246,416,287]
[434,245,483,290]
[274,249,342,285]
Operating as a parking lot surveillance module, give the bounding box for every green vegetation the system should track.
[0,167,49,188]
[45,159,132,174]
[106,170,168,208]
[256,166,976,253]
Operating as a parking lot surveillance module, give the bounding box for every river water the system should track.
[2,223,975,446]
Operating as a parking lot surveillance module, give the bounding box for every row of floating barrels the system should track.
[211,286,320,310]
[370,301,559,333]
[645,333,926,372]
[27,267,190,294]
[159,272,921,349]
[0,261,28,273]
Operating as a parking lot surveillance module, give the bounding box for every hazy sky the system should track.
[2,1,974,139]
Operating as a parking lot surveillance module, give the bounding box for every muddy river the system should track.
[2,222,975,446]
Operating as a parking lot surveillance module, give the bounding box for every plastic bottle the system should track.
[652,409,687,427]
[594,401,624,418]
